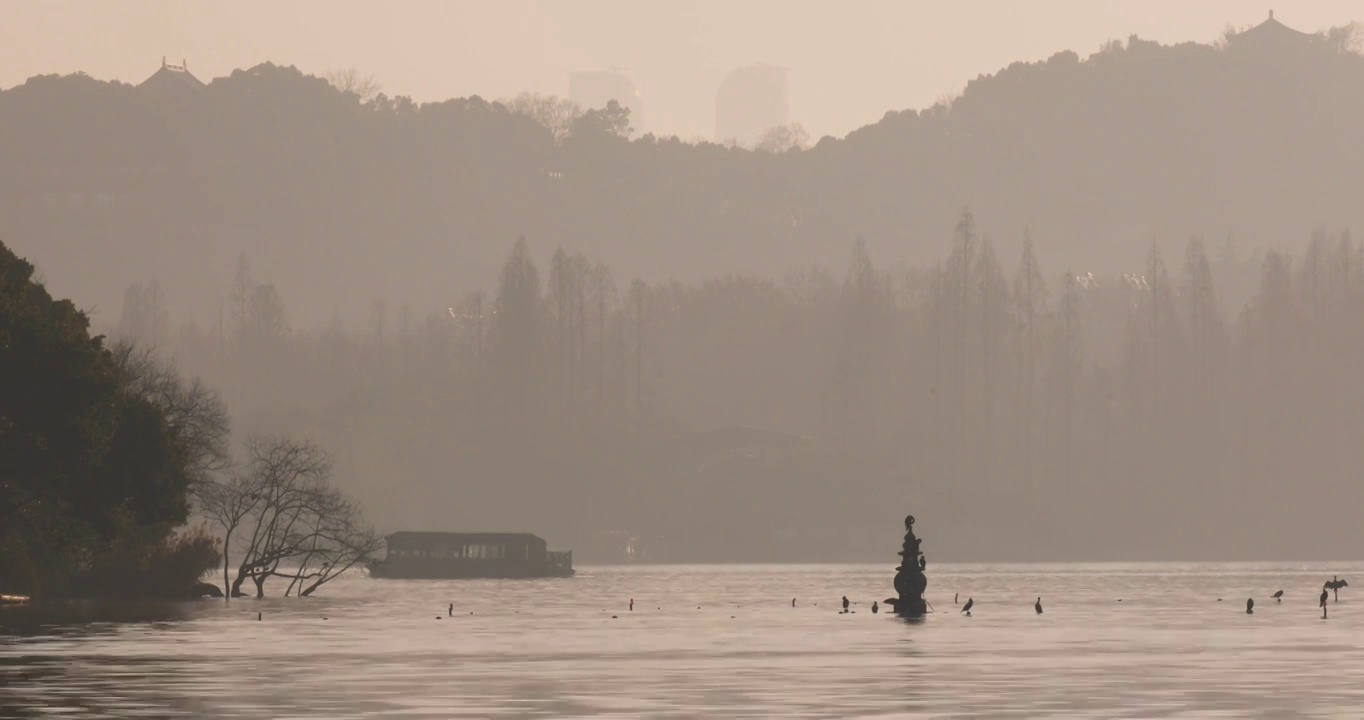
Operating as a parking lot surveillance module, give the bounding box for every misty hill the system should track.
[2,14,1362,327]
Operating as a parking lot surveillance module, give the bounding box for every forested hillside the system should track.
[2,17,1361,325]
[5,16,1364,561]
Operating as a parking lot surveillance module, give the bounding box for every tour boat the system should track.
[367,531,575,579]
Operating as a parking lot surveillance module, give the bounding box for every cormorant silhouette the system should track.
[872,601,879,614]
[1035,597,1043,614]
[961,598,974,616]
[1325,576,1349,602]
[842,595,850,612]
[1272,590,1283,603]
[1246,598,1254,614]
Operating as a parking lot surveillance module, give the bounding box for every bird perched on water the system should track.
[842,595,850,613]
[1272,590,1283,603]
[1035,597,1043,615]
[1246,598,1254,614]
[872,601,879,614]
[1320,588,1329,608]
[961,598,974,616]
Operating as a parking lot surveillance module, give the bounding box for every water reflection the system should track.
[1,599,194,638]
[2,563,1364,717]
[0,655,215,718]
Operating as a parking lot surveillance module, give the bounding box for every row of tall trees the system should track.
[134,214,1364,561]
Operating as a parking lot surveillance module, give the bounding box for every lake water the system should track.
[3,563,1363,718]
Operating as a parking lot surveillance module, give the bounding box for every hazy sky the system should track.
[2,1,1359,139]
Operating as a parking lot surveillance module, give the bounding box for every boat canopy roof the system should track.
[385,531,547,547]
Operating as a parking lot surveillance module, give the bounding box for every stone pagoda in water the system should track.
[886,514,928,617]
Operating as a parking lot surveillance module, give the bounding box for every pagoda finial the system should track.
[1269,9,1274,20]
[162,56,166,68]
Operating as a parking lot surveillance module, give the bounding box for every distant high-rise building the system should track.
[569,70,643,133]
[715,65,789,146]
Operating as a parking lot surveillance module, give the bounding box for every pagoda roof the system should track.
[1229,11,1318,48]
[138,58,205,92]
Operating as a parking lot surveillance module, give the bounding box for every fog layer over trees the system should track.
[108,220,1364,562]
[6,17,1364,561]
[4,20,1363,324]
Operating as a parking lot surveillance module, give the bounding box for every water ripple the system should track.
[3,562,1363,717]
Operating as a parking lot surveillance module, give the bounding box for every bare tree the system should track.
[197,470,265,599]
[326,67,382,103]
[503,92,582,143]
[282,490,382,597]
[755,123,811,153]
[1322,22,1362,55]
[200,436,377,598]
[112,342,231,487]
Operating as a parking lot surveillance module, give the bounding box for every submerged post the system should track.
[888,514,928,617]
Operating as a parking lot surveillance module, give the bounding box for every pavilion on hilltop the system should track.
[1226,10,1321,55]
[138,57,206,94]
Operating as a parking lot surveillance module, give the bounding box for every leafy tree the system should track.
[1,240,218,599]
[571,99,633,139]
